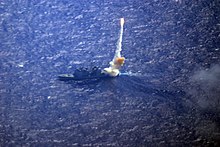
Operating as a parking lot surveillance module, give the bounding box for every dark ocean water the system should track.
[0,0,220,146]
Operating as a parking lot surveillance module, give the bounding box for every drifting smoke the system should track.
[188,64,220,112]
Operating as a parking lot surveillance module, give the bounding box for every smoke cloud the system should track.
[188,64,220,112]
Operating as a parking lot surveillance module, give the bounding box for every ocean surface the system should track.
[0,0,220,146]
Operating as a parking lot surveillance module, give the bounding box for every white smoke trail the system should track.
[112,18,124,61]
[102,18,125,77]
